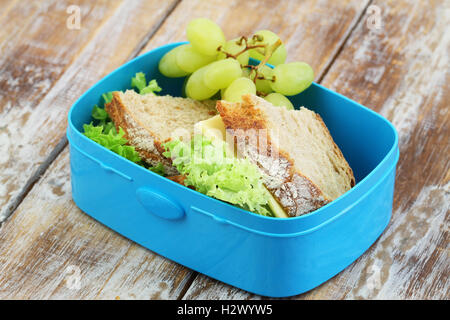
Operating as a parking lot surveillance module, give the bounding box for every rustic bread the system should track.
[106,90,217,175]
[216,94,355,217]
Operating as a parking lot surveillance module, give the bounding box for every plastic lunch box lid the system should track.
[67,42,399,237]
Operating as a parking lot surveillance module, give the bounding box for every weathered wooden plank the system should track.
[0,0,19,21]
[0,0,179,222]
[0,0,380,299]
[0,149,193,299]
[0,0,123,221]
[297,0,450,300]
[0,0,186,299]
[183,0,450,299]
[144,0,370,81]
[0,0,44,54]
[0,0,123,113]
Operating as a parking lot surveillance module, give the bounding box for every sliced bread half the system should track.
[106,90,217,175]
[216,94,355,217]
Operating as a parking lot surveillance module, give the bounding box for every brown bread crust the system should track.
[105,91,178,175]
[217,95,353,217]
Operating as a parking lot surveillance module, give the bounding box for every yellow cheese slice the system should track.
[195,115,289,218]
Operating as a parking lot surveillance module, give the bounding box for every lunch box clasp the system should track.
[136,188,185,220]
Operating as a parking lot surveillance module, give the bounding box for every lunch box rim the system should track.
[67,41,399,228]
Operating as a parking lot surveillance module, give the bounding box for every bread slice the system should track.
[106,90,217,175]
[216,94,355,217]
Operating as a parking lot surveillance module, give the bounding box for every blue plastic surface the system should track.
[67,42,399,297]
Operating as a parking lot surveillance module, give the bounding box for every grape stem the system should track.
[248,39,282,86]
[255,38,282,69]
[219,36,283,98]
[217,35,266,60]
[235,44,265,57]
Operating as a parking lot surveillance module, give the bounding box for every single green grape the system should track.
[223,77,256,102]
[203,58,242,90]
[254,65,274,94]
[185,65,218,100]
[270,62,314,96]
[158,46,190,78]
[176,44,216,73]
[249,30,287,66]
[186,18,226,56]
[217,38,250,66]
[264,93,294,110]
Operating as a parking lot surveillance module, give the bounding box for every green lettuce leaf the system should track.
[83,123,142,164]
[162,136,272,216]
[131,72,147,92]
[141,79,162,95]
[91,104,110,127]
[131,72,162,95]
[83,108,142,166]
[148,162,166,175]
[102,92,114,105]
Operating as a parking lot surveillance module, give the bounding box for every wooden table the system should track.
[0,0,448,300]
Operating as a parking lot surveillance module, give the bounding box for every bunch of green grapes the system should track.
[158,18,314,110]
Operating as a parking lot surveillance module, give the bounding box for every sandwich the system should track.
[103,88,287,217]
[85,74,354,218]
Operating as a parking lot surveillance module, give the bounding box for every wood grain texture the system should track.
[183,0,450,300]
[1,0,447,300]
[0,0,178,222]
[144,0,370,81]
[0,0,372,299]
[0,0,121,220]
[0,149,192,299]
[0,0,45,54]
[299,0,450,300]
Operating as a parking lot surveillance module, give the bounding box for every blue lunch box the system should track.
[67,42,399,298]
